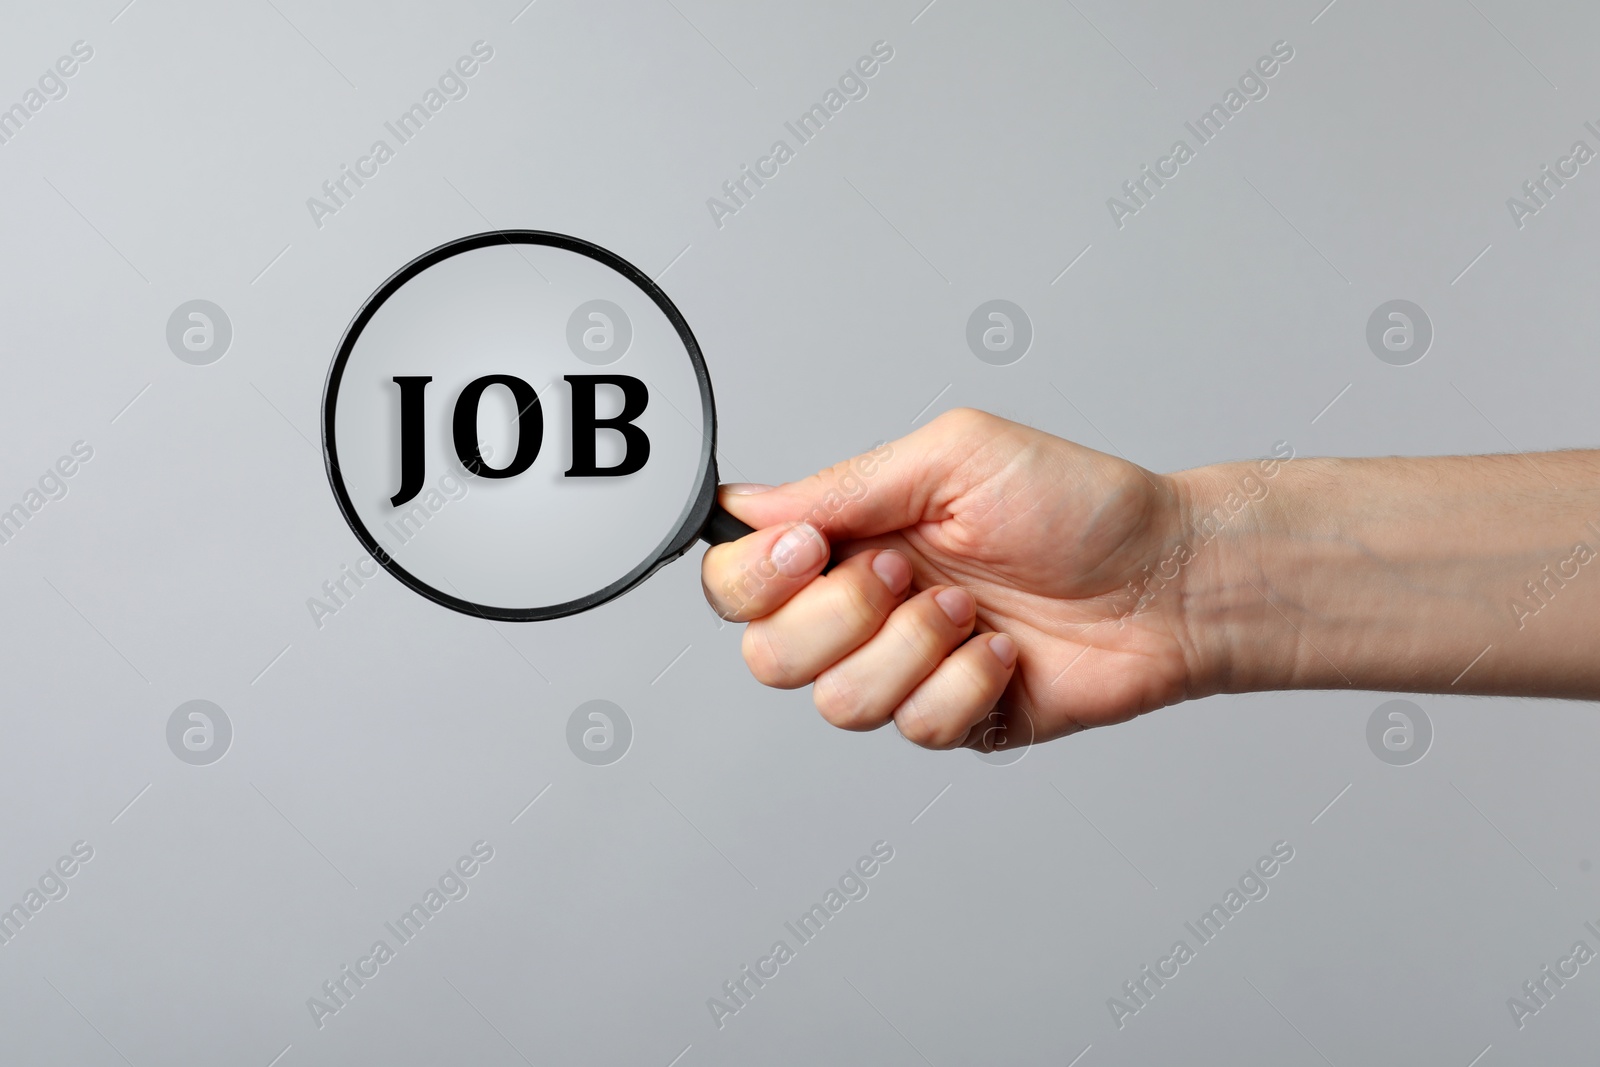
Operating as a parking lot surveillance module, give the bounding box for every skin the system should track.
[700,408,1600,753]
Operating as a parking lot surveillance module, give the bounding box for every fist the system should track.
[701,409,1204,752]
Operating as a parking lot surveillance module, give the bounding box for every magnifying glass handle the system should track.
[702,504,756,545]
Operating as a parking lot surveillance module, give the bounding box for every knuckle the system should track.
[896,695,953,749]
[950,653,997,702]
[813,670,871,730]
[742,625,802,689]
[704,553,762,621]
[934,406,993,438]
[893,597,960,661]
[704,581,749,622]
[828,574,886,637]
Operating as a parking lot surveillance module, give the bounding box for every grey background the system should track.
[1,0,1596,1064]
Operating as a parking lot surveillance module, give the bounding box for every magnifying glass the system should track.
[321,230,756,622]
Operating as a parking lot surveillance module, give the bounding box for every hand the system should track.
[700,408,1208,752]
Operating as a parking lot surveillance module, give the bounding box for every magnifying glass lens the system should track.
[324,233,720,621]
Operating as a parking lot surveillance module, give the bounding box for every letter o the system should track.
[451,375,542,479]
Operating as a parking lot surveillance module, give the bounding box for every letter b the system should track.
[565,375,650,477]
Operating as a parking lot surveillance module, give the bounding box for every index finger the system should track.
[715,409,1025,544]
[701,515,830,622]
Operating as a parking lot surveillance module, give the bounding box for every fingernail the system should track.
[934,587,974,624]
[723,483,775,495]
[771,523,826,577]
[988,633,1018,669]
[871,550,912,595]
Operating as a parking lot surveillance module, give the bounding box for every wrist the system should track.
[1167,449,1304,699]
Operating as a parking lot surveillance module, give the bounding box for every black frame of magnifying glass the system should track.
[321,230,721,622]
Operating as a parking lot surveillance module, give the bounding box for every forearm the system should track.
[1175,451,1600,700]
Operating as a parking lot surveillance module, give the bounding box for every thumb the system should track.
[717,409,985,541]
